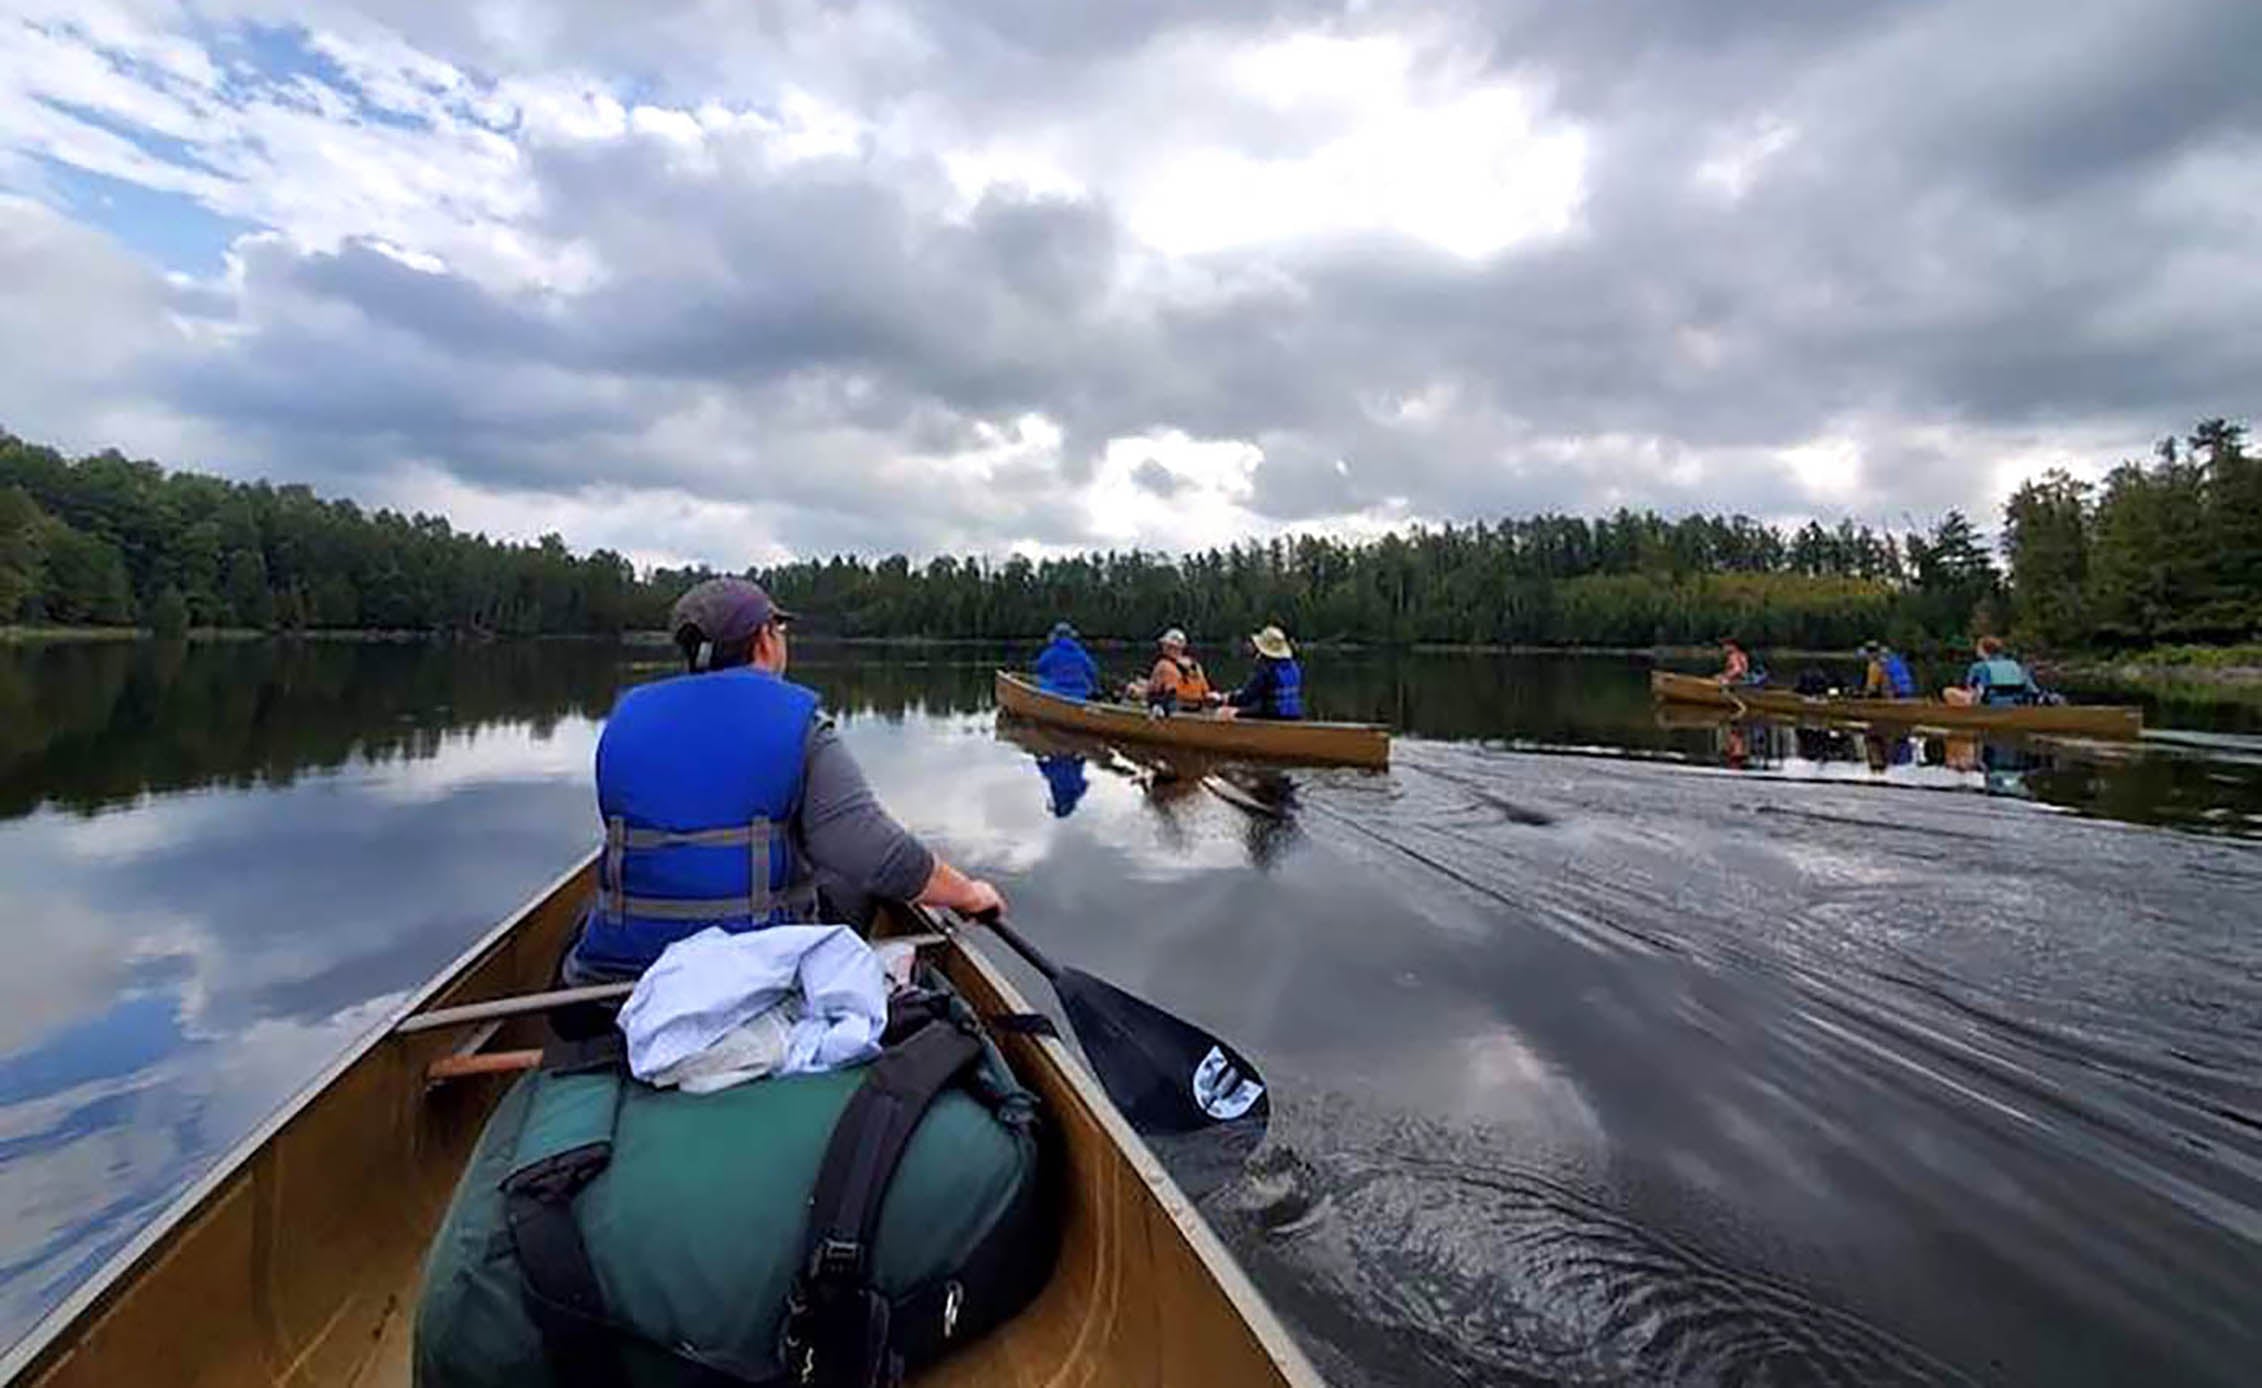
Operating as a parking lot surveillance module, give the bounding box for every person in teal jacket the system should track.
[1965,636,2041,707]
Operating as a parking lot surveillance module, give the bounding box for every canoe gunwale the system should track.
[995,670,1390,768]
[1648,670,2143,739]
[0,850,599,1384]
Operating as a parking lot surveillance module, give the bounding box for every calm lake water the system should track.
[2,639,2258,1384]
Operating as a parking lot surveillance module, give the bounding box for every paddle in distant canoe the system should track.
[996,671,1390,768]
[1649,669,2142,739]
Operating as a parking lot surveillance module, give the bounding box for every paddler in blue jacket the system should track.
[1861,641,1917,699]
[1030,620,1101,700]
[564,578,1003,983]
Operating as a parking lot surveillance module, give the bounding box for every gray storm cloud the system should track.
[1,0,2257,564]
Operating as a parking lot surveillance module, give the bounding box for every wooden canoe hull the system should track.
[3,854,1321,1388]
[1649,669,2143,739]
[996,670,1390,768]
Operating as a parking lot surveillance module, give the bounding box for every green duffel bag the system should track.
[414,975,1055,1388]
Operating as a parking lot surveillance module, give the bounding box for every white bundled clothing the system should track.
[619,925,890,1092]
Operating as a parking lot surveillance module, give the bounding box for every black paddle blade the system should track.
[1054,966,1269,1138]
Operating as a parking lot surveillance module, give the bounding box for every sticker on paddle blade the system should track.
[1191,1045,1265,1121]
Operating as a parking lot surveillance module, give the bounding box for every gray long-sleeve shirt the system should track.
[792,716,935,913]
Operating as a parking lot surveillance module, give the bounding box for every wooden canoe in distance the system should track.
[996,670,1391,768]
[1649,669,2144,739]
[2,852,1324,1388]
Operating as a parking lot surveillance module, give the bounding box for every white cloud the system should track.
[1104,32,1588,260]
[1694,118,1798,203]
[353,719,600,805]
[0,0,2257,567]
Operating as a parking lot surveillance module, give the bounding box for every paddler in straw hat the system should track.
[1221,625,1305,721]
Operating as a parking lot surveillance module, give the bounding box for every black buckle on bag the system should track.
[783,1274,894,1387]
[809,1236,864,1283]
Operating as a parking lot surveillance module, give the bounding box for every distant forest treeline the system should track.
[2,421,2255,651]
[2003,418,2262,649]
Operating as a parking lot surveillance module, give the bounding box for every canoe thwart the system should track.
[426,1049,544,1084]
[395,981,635,1034]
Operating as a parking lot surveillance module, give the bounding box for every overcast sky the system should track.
[2,0,2257,568]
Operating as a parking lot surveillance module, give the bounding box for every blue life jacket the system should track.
[1031,636,1099,700]
[1262,657,1304,719]
[1881,652,1916,698]
[574,666,822,973]
[1970,656,2034,707]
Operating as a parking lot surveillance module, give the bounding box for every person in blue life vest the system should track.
[1861,640,1918,699]
[1030,620,1101,700]
[1965,635,2042,707]
[1223,625,1305,720]
[563,578,1004,983]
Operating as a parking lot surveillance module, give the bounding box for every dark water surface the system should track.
[1,639,2257,1384]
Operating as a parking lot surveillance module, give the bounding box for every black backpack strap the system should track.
[878,988,954,1047]
[782,1019,983,1388]
[502,1033,629,1388]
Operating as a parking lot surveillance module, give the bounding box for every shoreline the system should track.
[2057,659,2262,698]
[9,625,2259,694]
[0,626,614,645]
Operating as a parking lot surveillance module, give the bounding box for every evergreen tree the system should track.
[39,523,133,624]
[0,485,45,621]
[224,547,274,629]
[149,586,190,639]
[2002,471,2089,646]
[2192,418,2262,632]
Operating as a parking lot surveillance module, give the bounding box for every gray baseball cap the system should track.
[670,578,793,647]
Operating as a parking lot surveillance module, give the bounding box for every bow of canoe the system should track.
[3,852,1323,1388]
[996,670,1390,768]
[1649,669,2143,739]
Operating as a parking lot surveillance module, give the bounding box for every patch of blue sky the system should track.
[39,158,253,274]
[214,21,507,134]
[216,22,349,99]
[31,97,225,179]
[216,23,420,130]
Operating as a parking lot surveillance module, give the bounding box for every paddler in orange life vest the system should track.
[1145,628,1217,714]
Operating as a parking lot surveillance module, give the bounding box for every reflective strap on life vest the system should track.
[599,816,817,924]
[603,814,627,920]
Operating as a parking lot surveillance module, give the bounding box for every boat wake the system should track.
[1181,740,2262,1387]
[1215,1090,1968,1388]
